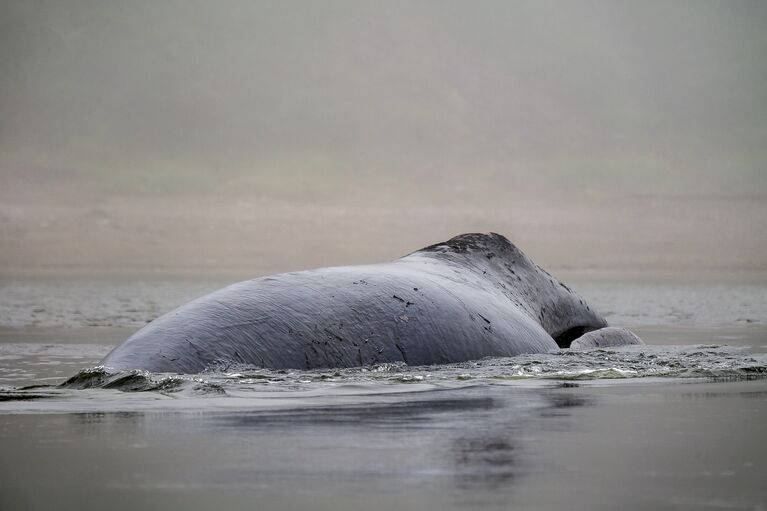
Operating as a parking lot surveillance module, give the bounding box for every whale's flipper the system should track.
[570,327,644,349]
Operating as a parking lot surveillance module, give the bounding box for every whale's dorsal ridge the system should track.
[412,232,525,260]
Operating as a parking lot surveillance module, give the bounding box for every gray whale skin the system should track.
[102,233,642,373]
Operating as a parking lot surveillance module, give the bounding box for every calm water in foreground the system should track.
[1,274,766,511]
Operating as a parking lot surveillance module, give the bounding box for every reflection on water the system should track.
[210,396,496,429]
[540,392,592,420]
[0,384,564,510]
[3,380,765,511]
[72,411,146,435]
[453,435,518,489]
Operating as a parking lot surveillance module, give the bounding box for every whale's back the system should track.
[101,233,607,373]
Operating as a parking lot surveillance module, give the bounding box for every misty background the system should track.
[1,0,765,275]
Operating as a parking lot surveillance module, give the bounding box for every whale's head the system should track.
[413,232,608,347]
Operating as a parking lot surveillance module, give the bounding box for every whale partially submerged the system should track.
[101,233,642,373]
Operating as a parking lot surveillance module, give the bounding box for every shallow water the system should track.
[1,275,766,510]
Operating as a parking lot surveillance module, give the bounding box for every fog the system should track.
[1,0,765,274]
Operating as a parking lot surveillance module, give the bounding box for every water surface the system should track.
[1,275,765,510]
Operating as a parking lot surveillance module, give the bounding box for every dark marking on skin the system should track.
[185,338,204,357]
[324,329,345,343]
[395,343,408,364]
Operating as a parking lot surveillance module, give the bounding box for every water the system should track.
[1,274,766,510]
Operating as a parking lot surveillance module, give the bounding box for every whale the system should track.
[570,327,643,349]
[101,233,642,373]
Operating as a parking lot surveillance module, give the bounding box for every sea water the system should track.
[1,274,765,510]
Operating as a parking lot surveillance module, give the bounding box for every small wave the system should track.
[469,345,767,381]
[58,366,224,394]
[44,345,767,398]
[0,390,58,402]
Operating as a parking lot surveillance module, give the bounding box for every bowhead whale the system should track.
[101,233,641,373]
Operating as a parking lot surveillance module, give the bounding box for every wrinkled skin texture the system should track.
[102,233,612,373]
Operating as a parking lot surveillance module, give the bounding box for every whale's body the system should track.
[102,233,625,374]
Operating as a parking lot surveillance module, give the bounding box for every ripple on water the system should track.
[49,344,767,390]
[0,344,764,415]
